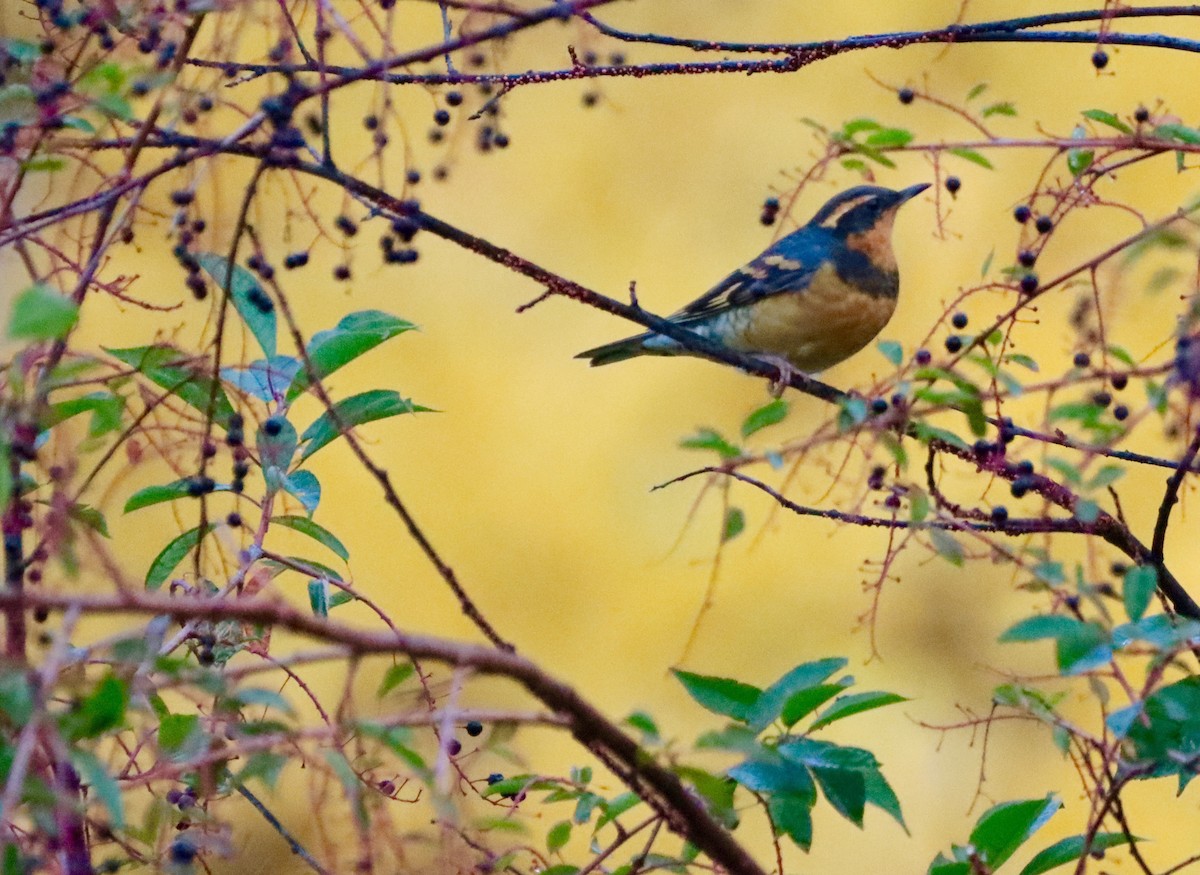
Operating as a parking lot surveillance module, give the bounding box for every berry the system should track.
[363,115,378,130]
[1135,106,1149,124]
[406,169,421,184]
[166,788,183,805]
[945,335,963,353]
[1092,391,1112,408]
[1092,49,1109,69]
[898,87,915,104]
[951,312,968,329]
[1011,476,1033,498]
[168,840,197,864]
[945,176,961,195]
[447,738,461,756]
[1073,352,1090,368]
[1111,373,1128,390]
[333,264,351,281]
[433,108,450,126]
[446,91,463,106]
[428,128,444,144]
[582,92,599,108]
[1018,249,1037,268]
[493,133,509,148]
[1035,215,1053,234]
[1113,404,1129,421]
[334,215,357,236]
[465,720,483,737]
[1013,205,1031,224]
[871,398,888,415]
[1016,459,1034,475]
[170,189,194,207]
[990,505,1009,523]
[915,348,931,366]
[284,252,308,269]
[883,493,901,510]
[1019,273,1038,295]
[226,512,242,527]
[263,417,284,436]
[487,773,504,785]
[609,52,626,65]
[867,466,886,490]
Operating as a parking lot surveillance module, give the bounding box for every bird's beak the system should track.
[898,182,932,203]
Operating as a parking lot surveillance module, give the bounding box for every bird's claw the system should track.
[758,354,802,398]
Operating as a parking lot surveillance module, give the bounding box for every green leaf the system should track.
[106,345,236,427]
[1000,615,1081,643]
[781,683,850,727]
[729,755,816,798]
[307,579,330,617]
[1086,465,1124,490]
[809,691,907,731]
[145,524,214,590]
[0,671,34,724]
[681,428,741,460]
[299,390,433,462]
[746,657,847,733]
[195,252,277,357]
[70,749,124,828]
[287,311,417,401]
[124,478,231,513]
[158,713,201,754]
[981,101,1016,118]
[1123,565,1157,622]
[67,675,127,739]
[282,470,320,516]
[232,687,294,714]
[258,417,298,473]
[813,766,865,826]
[948,148,993,169]
[1155,123,1200,144]
[1067,125,1093,177]
[1082,109,1132,134]
[8,284,79,341]
[237,752,288,791]
[969,795,1061,870]
[864,127,913,148]
[672,670,761,722]
[44,391,124,436]
[778,737,878,771]
[768,793,814,850]
[1020,832,1135,875]
[721,507,745,542]
[378,663,415,697]
[67,503,110,538]
[876,340,903,366]
[546,820,572,853]
[966,83,989,101]
[273,515,348,562]
[864,769,907,831]
[741,399,788,438]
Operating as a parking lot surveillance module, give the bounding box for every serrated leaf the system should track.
[8,284,79,341]
[196,253,277,357]
[813,766,865,826]
[1020,832,1135,875]
[769,793,814,850]
[299,390,433,462]
[145,524,214,590]
[747,657,848,732]
[781,683,850,727]
[672,670,761,722]
[810,691,907,731]
[45,391,124,436]
[741,399,788,438]
[287,311,417,401]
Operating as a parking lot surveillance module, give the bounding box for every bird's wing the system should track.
[674,226,831,322]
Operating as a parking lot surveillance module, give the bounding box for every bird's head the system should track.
[810,183,931,236]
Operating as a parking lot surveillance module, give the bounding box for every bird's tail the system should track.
[575,333,652,367]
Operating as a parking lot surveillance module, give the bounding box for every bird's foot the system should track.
[757,354,804,398]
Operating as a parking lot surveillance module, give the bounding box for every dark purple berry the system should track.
[952,312,968,329]
[945,176,961,195]
[1014,205,1031,224]
[434,109,450,126]
[1135,106,1149,124]
[1073,352,1090,368]
[1111,373,1128,390]
[898,87,915,104]
[1018,249,1037,268]
[945,335,963,353]
[915,348,931,366]
[1020,274,1038,295]
[465,721,483,737]
[1113,404,1129,421]
[990,505,1009,523]
[1035,215,1053,234]
[1092,49,1109,69]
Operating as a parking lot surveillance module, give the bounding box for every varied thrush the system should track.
[576,183,929,379]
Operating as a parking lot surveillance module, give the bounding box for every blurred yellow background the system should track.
[7,0,1200,872]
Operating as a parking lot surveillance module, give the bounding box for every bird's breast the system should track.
[732,262,899,371]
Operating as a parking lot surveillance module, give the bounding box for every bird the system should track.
[576,182,930,385]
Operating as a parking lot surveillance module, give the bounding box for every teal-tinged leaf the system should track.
[778,737,877,771]
[1155,123,1200,144]
[273,515,348,561]
[258,417,297,473]
[728,755,816,798]
[864,769,907,831]
[324,750,366,827]
[675,766,738,828]
[929,529,964,566]
[746,657,847,733]
[680,428,741,459]
[308,579,330,617]
[877,340,903,366]
[595,791,641,828]
[768,793,814,850]
[911,422,970,451]
[1082,109,1132,134]
[70,750,124,828]
[1067,125,1093,176]
[106,345,236,426]
[672,670,761,722]
[237,752,288,791]
[0,671,34,724]
[8,284,79,341]
[286,311,417,401]
[969,795,1061,869]
[145,524,214,589]
[949,148,993,169]
[1020,832,1135,875]
[813,766,866,826]
[298,390,433,462]
[222,357,300,402]
[809,691,907,731]
[282,470,320,516]
[1123,566,1156,622]
[195,252,277,356]
[1074,500,1099,524]
[232,687,293,714]
[741,399,788,438]
[1000,615,1081,643]
[1086,465,1124,490]
[124,478,231,513]
[721,507,745,542]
